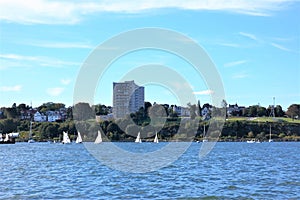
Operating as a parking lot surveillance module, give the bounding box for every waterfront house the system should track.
[47,111,62,122]
[34,111,47,122]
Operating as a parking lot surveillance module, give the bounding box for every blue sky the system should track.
[0,0,299,110]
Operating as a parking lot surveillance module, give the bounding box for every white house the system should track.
[34,111,47,122]
[201,107,210,116]
[47,111,62,122]
[96,113,114,122]
[173,106,190,117]
[227,104,245,116]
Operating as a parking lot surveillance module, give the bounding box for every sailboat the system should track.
[153,132,159,143]
[76,132,82,143]
[28,121,35,143]
[202,124,208,142]
[62,131,71,144]
[94,130,103,144]
[269,124,273,142]
[135,132,142,143]
[247,139,256,143]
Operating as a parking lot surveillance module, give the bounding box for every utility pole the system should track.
[269,97,275,119]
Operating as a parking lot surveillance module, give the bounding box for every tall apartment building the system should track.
[113,80,144,118]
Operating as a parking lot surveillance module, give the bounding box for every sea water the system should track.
[0,142,299,199]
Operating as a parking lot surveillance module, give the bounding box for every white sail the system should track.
[0,133,2,142]
[135,132,142,143]
[62,131,71,144]
[76,132,83,143]
[153,132,159,143]
[94,130,103,144]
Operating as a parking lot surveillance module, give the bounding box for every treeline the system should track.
[1,115,299,142]
[0,102,112,120]
[1,102,299,120]
[230,104,298,118]
[0,102,299,142]
[220,120,300,141]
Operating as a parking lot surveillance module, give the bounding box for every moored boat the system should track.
[0,132,19,144]
[247,139,256,143]
[269,124,273,142]
[28,121,35,143]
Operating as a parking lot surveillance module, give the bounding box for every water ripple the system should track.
[0,142,299,199]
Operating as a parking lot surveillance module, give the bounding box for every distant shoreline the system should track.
[2,116,300,143]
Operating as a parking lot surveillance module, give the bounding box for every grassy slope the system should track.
[226,117,300,124]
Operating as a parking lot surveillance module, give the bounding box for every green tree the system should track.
[38,102,65,112]
[246,105,258,117]
[66,106,73,120]
[107,122,121,134]
[93,104,109,115]
[141,124,155,138]
[17,103,29,115]
[0,119,18,133]
[4,107,18,119]
[275,105,285,117]
[44,123,59,140]
[125,124,140,136]
[144,101,152,117]
[73,102,94,121]
[257,106,267,117]
[221,99,227,117]
[187,103,196,119]
[162,104,170,117]
[99,120,109,133]
[286,104,300,119]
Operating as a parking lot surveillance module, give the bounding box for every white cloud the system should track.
[0,85,22,92]
[46,87,64,96]
[239,32,259,41]
[61,79,71,85]
[171,82,194,90]
[0,58,31,70]
[224,60,248,67]
[232,71,249,79]
[218,43,241,48]
[270,37,294,42]
[25,40,94,49]
[193,89,214,95]
[0,54,80,69]
[0,0,297,24]
[0,54,39,61]
[0,0,81,24]
[270,42,292,52]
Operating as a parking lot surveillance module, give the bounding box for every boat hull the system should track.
[0,140,15,144]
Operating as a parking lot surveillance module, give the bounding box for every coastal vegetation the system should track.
[0,102,299,142]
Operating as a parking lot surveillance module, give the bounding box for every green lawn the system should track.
[226,117,300,124]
